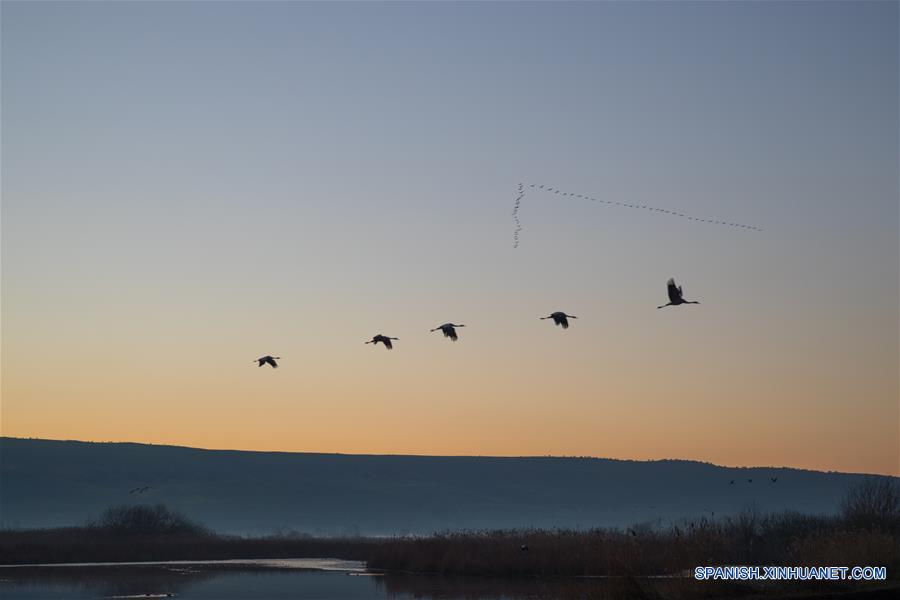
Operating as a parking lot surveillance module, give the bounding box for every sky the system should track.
[2,1,897,476]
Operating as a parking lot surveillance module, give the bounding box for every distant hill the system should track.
[0,437,889,535]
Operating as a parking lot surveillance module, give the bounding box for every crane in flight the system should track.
[255,356,280,368]
[431,323,465,341]
[657,278,700,309]
[366,334,399,350]
[541,312,577,329]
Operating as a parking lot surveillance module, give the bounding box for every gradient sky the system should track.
[2,1,897,476]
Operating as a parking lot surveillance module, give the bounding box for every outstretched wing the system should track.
[447,327,458,341]
[557,314,569,329]
[667,279,682,303]
[265,357,278,368]
[383,338,393,350]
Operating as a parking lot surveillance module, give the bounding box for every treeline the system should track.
[0,504,378,565]
[2,478,897,578]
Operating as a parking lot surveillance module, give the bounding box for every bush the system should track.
[841,477,900,533]
[88,504,210,536]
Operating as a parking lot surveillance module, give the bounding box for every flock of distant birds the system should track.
[731,477,779,485]
[512,183,763,248]
[254,278,696,367]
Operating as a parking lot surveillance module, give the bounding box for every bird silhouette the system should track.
[747,479,753,483]
[255,356,280,368]
[431,323,465,341]
[520,544,529,552]
[366,335,399,350]
[657,278,700,309]
[541,312,577,329]
[729,480,735,485]
[771,477,778,483]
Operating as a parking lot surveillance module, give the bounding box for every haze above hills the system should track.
[0,437,887,535]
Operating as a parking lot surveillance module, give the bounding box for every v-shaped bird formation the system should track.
[513,183,763,248]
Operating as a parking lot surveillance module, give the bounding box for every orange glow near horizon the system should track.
[3,283,897,476]
[2,1,898,478]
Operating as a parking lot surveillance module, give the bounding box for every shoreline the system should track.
[0,557,366,571]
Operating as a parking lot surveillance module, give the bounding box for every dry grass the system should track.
[364,477,899,577]
[365,509,899,577]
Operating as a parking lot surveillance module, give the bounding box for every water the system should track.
[0,558,793,599]
[1,560,380,600]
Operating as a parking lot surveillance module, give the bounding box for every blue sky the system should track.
[2,1,898,474]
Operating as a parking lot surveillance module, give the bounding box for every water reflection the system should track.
[0,561,754,600]
[0,564,380,600]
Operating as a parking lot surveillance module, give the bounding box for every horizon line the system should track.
[3,436,895,478]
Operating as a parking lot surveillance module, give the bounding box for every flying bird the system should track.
[541,312,577,329]
[431,323,465,341]
[657,278,700,309]
[366,335,399,350]
[771,477,778,483]
[747,479,753,484]
[255,356,280,368]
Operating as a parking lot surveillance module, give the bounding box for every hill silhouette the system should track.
[0,437,887,535]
